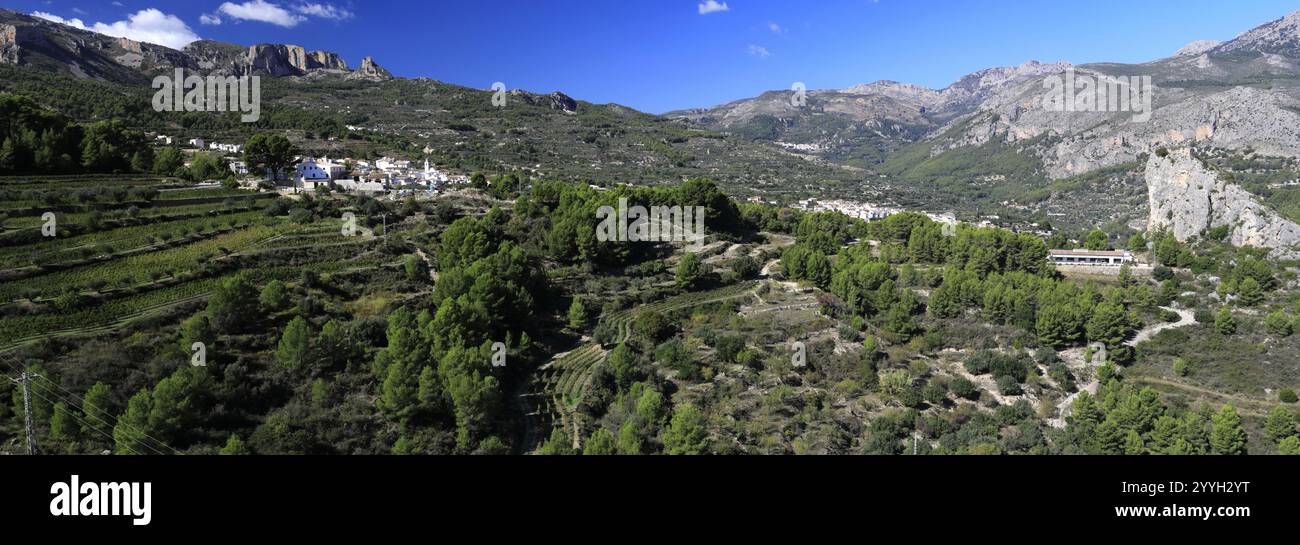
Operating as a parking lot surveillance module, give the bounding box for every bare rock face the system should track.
[245,44,350,76]
[0,24,18,64]
[346,56,391,81]
[1174,40,1223,57]
[1147,148,1300,259]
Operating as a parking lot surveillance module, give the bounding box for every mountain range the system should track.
[4,7,1300,250]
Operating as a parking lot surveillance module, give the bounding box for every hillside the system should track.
[0,8,857,202]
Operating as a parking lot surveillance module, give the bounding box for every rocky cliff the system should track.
[346,56,392,81]
[1147,148,1300,259]
[245,44,349,76]
[0,9,382,81]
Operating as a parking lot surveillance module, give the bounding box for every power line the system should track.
[10,371,41,455]
[0,352,178,455]
[18,379,146,456]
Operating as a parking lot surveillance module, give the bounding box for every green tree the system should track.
[1122,429,1145,455]
[1210,404,1247,455]
[1236,277,1263,307]
[1127,232,1147,253]
[584,428,617,455]
[1279,436,1300,455]
[606,343,639,391]
[804,250,832,288]
[153,146,183,176]
[1086,302,1131,348]
[1214,308,1237,335]
[179,313,214,355]
[207,273,259,333]
[48,402,80,453]
[1084,230,1110,251]
[1265,311,1293,337]
[219,434,251,455]
[259,279,289,311]
[243,134,299,181]
[113,388,154,455]
[675,252,706,289]
[80,382,114,448]
[617,419,644,455]
[276,316,313,369]
[567,296,589,330]
[663,403,708,455]
[1265,406,1296,443]
[538,428,576,455]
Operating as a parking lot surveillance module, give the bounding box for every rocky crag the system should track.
[1147,148,1300,259]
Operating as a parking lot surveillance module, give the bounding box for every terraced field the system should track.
[525,280,760,451]
[0,174,382,353]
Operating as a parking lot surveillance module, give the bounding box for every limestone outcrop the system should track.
[1147,148,1300,259]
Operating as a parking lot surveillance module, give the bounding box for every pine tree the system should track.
[80,382,114,449]
[113,388,154,455]
[1210,404,1247,455]
[276,316,313,369]
[1265,406,1296,443]
[617,419,644,455]
[219,434,251,455]
[1122,429,1145,455]
[567,296,588,330]
[584,428,617,455]
[663,403,708,455]
[1215,308,1237,335]
[1279,436,1300,455]
[48,402,80,453]
[1236,277,1264,306]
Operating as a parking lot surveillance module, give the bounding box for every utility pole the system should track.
[12,372,41,455]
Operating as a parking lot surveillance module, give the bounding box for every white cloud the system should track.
[768,22,785,34]
[293,3,354,21]
[698,1,729,15]
[747,44,770,59]
[33,9,200,50]
[33,12,88,29]
[218,0,305,27]
[200,13,223,26]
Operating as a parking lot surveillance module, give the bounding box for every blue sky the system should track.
[14,0,1299,113]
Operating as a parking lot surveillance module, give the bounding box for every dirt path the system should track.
[1048,306,1198,428]
[1129,376,1273,417]
[1126,306,1195,347]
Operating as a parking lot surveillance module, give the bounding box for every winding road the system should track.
[1048,306,1198,428]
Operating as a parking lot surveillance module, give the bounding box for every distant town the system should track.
[151,132,473,200]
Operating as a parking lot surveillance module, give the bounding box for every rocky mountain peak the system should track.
[1175,40,1223,57]
[347,56,392,81]
[1212,9,1300,57]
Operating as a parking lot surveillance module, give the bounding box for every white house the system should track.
[315,158,349,179]
[295,161,332,192]
[1048,249,1135,267]
[188,138,205,149]
[375,157,411,171]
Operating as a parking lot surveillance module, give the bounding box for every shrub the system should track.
[951,377,978,400]
[1281,389,1299,404]
[996,375,1022,396]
